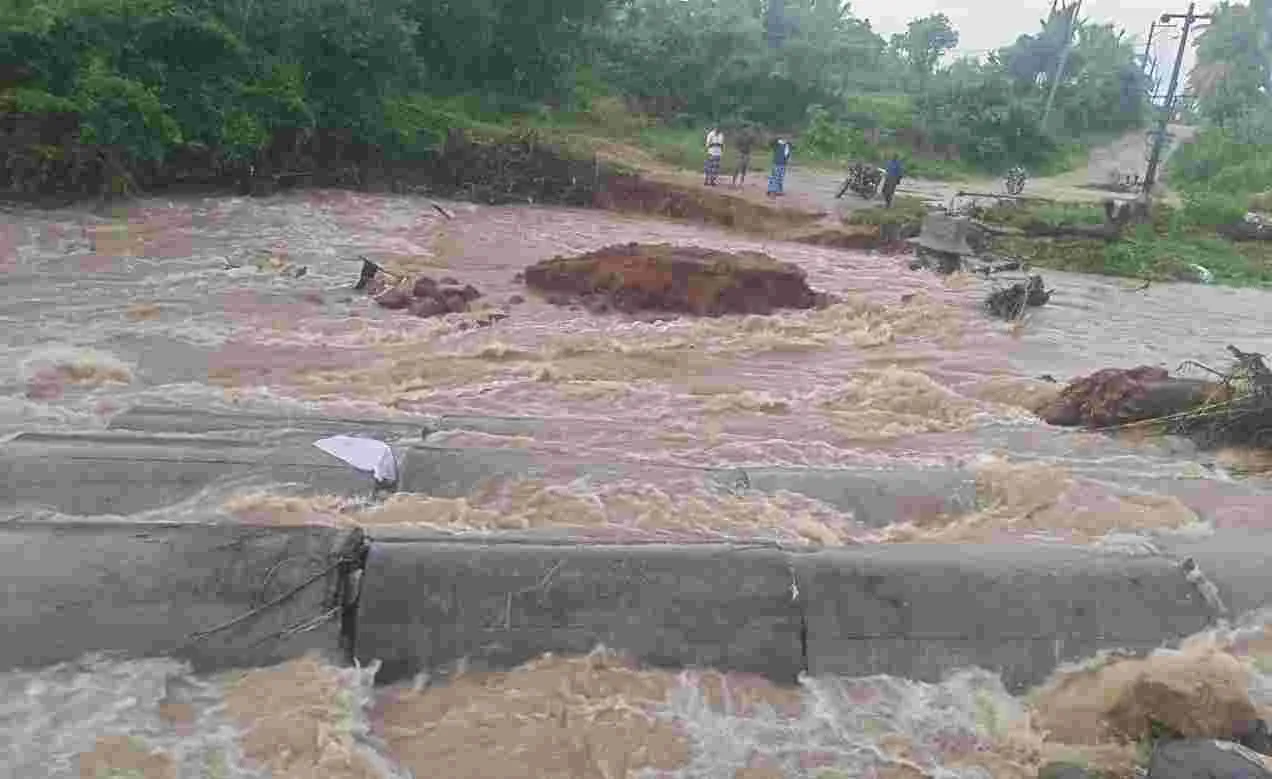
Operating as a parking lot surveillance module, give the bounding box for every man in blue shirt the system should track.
[882,154,903,208]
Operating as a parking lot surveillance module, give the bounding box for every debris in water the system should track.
[521,242,834,316]
[984,274,1053,320]
[313,435,399,487]
[1038,366,1230,429]
[907,214,977,275]
[353,259,489,321]
[354,256,389,291]
[1169,345,1272,449]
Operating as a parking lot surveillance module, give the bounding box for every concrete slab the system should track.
[726,467,979,527]
[0,431,376,515]
[399,445,978,526]
[107,404,432,440]
[796,543,1216,692]
[0,522,362,673]
[354,539,804,685]
[107,404,544,439]
[397,445,628,496]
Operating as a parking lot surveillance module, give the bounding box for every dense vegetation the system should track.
[0,0,1153,192]
[1171,0,1272,212]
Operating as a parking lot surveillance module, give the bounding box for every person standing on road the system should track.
[767,137,793,198]
[704,127,725,186]
[882,154,904,208]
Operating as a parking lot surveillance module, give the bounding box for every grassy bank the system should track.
[412,95,1073,183]
[974,201,1272,286]
[838,195,1272,287]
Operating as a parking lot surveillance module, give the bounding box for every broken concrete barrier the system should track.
[354,537,804,685]
[0,431,377,516]
[107,404,544,440]
[797,542,1216,692]
[0,521,362,674]
[398,445,979,527]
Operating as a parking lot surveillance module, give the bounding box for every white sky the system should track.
[850,0,1219,92]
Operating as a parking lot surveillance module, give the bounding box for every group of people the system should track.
[704,126,904,207]
[702,127,794,198]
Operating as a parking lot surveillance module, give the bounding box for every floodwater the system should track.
[5,190,1272,777]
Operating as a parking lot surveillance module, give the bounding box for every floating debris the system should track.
[984,275,1052,320]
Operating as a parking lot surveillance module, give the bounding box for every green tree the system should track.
[1191,1,1271,127]
[890,13,959,89]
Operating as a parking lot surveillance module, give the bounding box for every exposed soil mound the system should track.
[595,174,823,234]
[427,131,600,206]
[791,224,912,254]
[522,242,833,316]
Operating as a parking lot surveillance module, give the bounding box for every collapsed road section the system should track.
[4,409,1268,693]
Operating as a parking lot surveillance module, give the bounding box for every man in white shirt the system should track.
[704,127,724,186]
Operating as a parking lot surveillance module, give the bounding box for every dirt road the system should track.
[759,124,1199,215]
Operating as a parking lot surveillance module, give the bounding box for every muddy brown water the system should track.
[5,190,1272,777]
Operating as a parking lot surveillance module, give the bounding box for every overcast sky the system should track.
[851,0,1218,87]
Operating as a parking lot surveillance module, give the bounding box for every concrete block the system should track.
[107,404,543,440]
[1,431,374,515]
[396,445,628,496]
[355,539,804,685]
[399,446,980,526]
[107,404,430,440]
[715,466,979,526]
[0,522,362,673]
[797,543,1215,691]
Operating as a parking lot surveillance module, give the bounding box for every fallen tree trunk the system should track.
[1038,367,1231,429]
[1022,221,1124,241]
[1217,221,1272,242]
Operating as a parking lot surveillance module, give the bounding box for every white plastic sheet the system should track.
[313,435,398,484]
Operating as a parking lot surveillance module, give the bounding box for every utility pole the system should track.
[1141,20,1174,76]
[1041,0,1082,128]
[1142,2,1212,197]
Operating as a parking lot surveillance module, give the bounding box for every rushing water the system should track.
[5,191,1272,528]
[6,191,1272,777]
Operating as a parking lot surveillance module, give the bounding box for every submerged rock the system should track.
[1146,739,1272,779]
[521,242,832,317]
[985,274,1052,319]
[1105,651,1260,742]
[353,260,489,321]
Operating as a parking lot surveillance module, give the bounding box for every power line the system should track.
[1142,2,1212,196]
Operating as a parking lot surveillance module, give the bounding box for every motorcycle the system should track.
[836,161,884,200]
[1004,165,1028,196]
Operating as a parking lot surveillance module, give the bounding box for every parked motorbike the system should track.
[836,161,884,199]
[1004,165,1028,196]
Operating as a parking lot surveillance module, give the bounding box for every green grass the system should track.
[991,227,1272,286]
[845,195,928,229]
[975,201,1108,230]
